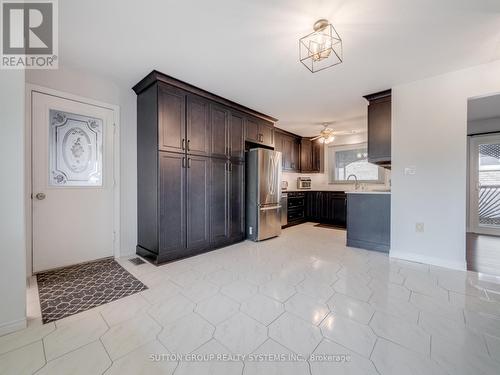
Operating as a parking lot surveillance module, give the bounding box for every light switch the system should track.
[404,166,416,175]
[416,223,424,232]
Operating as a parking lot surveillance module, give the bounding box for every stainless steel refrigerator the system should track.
[246,148,282,241]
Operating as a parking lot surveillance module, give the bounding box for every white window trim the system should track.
[328,142,385,184]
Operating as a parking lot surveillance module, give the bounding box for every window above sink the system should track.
[328,142,385,184]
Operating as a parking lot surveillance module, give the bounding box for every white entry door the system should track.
[32,91,116,272]
[469,134,500,236]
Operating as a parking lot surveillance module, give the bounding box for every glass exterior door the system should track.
[469,134,500,235]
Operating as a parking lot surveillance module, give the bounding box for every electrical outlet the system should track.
[249,226,253,235]
[416,223,425,233]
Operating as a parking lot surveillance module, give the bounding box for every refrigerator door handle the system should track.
[260,205,281,211]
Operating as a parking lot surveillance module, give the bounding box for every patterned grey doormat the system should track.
[36,258,148,324]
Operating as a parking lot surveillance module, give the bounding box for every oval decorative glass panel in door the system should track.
[49,109,103,186]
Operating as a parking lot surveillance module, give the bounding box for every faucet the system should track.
[347,174,360,190]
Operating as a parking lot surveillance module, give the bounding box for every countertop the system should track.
[346,191,391,195]
[282,189,345,193]
[283,189,391,194]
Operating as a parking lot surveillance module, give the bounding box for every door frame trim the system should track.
[25,84,121,275]
[468,133,500,236]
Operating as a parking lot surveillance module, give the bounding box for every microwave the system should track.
[297,177,312,189]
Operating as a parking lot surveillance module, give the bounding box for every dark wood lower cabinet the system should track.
[186,155,211,252]
[139,152,244,264]
[210,158,245,247]
[158,152,185,255]
[153,152,211,262]
[210,158,229,247]
[288,191,347,229]
[228,160,245,242]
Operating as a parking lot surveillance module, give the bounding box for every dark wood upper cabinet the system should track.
[298,137,323,173]
[273,128,324,173]
[291,138,300,171]
[210,104,229,158]
[158,84,186,153]
[311,140,324,173]
[245,117,260,143]
[275,129,300,172]
[364,90,391,168]
[282,136,293,170]
[245,116,275,148]
[274,131,284,166]
[300,138,312,172]
[186,95,210,156]
[229,112,245,160]
[259,121,274,147]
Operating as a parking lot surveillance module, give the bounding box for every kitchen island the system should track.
[346,191,391,252]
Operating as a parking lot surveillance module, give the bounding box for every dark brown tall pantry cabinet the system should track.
[133,71,276,263]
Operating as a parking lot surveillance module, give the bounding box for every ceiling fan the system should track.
[310,124,336,144]
[311,122,354,144]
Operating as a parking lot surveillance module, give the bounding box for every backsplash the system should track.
[282,171,391,191]
[281,133,391,191]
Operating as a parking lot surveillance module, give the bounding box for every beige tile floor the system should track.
[1,223,500,374]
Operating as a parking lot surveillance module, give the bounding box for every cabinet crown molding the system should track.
[133,70,278,123]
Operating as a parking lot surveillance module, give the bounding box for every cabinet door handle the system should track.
[182,157,186,168]
[182,139,186,150]
[187,139,190,151]
[187,158,191,168]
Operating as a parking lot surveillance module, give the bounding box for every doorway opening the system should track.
[466,94,500,276]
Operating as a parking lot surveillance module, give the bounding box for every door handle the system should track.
[187,139,190,151]
[187,158,191,168]
[260,205,281,211]
[182,139,186,150]
[35,192,46,200]
[182,157,186,168]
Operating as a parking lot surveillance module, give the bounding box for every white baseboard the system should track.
[0,318,27,337]
[389,251,466,271]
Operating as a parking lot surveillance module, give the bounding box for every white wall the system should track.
[391,59,500,270]
[282,132,391,191]
[26,67,138,260]
[0,70,27,335]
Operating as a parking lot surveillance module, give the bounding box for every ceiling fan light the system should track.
[325,135,335,144]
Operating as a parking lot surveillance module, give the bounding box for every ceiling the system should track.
[468,94,500,122]
[59,0,500,136]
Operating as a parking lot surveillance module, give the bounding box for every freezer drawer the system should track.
[258,205,282,240]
